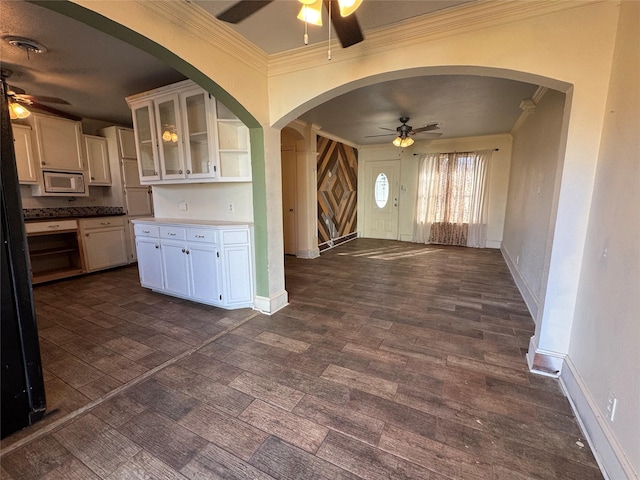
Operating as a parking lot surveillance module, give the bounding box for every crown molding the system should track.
[511,86,548,133]
[132,1,268,76]
[268,0,601,76]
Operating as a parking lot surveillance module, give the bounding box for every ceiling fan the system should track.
[1,68,79,121]
[366,116,442,146]
[216,0,364,48]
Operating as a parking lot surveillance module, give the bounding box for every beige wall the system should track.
[566,1,640,476]
[502,89,567,320]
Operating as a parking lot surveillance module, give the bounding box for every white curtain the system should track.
[467,149,492,248]
[413,149,492,248]
[412,153,439,243]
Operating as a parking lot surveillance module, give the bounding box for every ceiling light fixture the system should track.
[392,135,414,148]
[8,98,31,119]
[297,0,363,49]
[339,0,363,17]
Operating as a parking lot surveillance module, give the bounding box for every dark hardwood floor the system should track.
[0,239,603,479]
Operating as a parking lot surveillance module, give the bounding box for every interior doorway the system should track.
[281,145,297,256]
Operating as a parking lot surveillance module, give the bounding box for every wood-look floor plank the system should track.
[179,403,269,461]
[316,429,439,480]
[180,443,274,480]
[320,364,398,400]
[239,400,329,453]
[293,394,385,446]
[229,371,305,411]
[249,436,360,480]
[54,414,142,478]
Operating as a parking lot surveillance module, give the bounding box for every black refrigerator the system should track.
[1,74,46,438]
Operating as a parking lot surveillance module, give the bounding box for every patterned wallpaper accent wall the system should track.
[317,136,358,248]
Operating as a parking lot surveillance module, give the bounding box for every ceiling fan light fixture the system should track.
[8,99,30,119]
[297,0,323,26]
[393,135,413,148]
[338,0,363,17]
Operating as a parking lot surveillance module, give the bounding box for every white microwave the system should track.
[42,171,86,195]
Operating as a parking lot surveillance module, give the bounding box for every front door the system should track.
[363,161,400,240]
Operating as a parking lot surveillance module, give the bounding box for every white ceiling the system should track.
[1,0,539,145]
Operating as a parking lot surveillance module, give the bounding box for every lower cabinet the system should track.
[133,219,253,309]
[79,216,128,272]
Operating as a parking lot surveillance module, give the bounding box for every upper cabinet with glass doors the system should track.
[126,80,251,184]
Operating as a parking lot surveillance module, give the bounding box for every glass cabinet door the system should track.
[132,101,160,181]
[182,89,216,179]
[155,94,185,179]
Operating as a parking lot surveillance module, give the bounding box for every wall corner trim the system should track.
[253,290,289,315]
[526,335,564,377]
[560,357,639,480]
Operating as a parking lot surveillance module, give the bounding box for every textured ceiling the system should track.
[1,0,538,145]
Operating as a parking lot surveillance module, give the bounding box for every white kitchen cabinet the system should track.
[30,114,84,171]
[79,217,127,272]
[118,127,137,159]
[84,135,111,185]
[187,242,221,304]
[127,80,250,185]
[132,219,253,309]
[134,225,163,290]
[131,101,161,182]
[101,126,155,263]
[12,124,38,184]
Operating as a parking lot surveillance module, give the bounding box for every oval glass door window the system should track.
[374,173,389,208]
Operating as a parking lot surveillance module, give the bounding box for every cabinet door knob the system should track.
[41,161,46,165]
[186,169,191,174]
[185,250,190,255]
[179,170,183,174]
[182,248,185,253]
[155,244,160,249]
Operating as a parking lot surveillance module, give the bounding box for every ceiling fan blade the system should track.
[28,102,81,121]
[217,1,274,24]
[364,133,397,138]
[327,0,364,48]
[413,123,441,133]
[7,84,26,95]
[15,94,69,105]
[378,127,398,132]
[416,132,443,138]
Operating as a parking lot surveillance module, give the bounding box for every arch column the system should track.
[252,125,288,313]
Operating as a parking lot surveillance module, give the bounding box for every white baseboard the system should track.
[500,245,538,321]
[253,290,288,315]
[296,248,320,259]
[526,335,564,377]
[560,357,638,480]
[486,240,502,249]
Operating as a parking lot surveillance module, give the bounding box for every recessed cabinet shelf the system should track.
[126,80,251,184]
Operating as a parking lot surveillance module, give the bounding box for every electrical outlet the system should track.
[228,203,234,213]
[607,391,617,421]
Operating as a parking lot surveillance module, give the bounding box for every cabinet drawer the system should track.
[134,224,160,238]
[187,228,217,243]
[222,229,249,245]
[160,226,186,240]
[81,216,124,230]
[26,219,78,234]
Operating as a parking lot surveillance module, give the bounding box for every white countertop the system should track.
[131,217,253,227]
